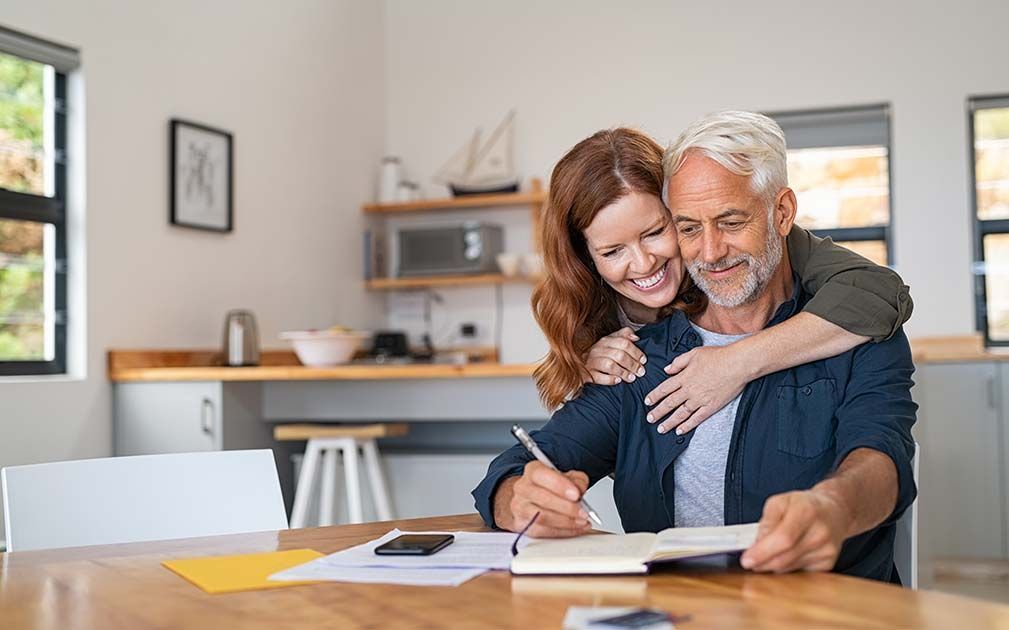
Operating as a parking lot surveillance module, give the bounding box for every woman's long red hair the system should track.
[531,128,702,410]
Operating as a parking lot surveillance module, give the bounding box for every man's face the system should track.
[666,153,790,307]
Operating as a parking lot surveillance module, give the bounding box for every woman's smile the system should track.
[628,260,670,292]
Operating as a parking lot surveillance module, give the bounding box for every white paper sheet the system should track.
[268,528,524,587]
[269,562,486,587]
[312,529,523,570]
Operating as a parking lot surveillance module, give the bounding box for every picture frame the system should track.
[169,119,233,232]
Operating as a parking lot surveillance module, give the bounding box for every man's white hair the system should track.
[662,110,788,208]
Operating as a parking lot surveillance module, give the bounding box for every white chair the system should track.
[1,449,287,552]
[894,442,920,588]
[275,423,406,528]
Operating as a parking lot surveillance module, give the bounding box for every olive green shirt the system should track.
[787,226,912,342]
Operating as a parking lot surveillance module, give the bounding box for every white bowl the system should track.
[280,330,370,366]
[522,253,543,278]
[496,253,521,277]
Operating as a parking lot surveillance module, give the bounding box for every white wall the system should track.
[1,0,385,539]
[382,0,1009,348]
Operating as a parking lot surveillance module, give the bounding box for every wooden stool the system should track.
[274,423,408,528]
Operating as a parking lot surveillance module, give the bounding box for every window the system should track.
[0,27,78,376]
[971,95,1009,345]
[769,105,893,265]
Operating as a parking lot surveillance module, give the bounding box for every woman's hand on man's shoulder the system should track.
[583,327,647,385]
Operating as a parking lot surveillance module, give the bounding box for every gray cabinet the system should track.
[914,362,1004,571]
[115,382,222,454]
[114,381,295,512]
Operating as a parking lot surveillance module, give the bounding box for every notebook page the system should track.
[653,523,759,556]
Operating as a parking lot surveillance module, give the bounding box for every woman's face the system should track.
[582,191,683,311]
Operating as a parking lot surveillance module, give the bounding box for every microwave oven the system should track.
[396,223,504,277]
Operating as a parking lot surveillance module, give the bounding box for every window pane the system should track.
[983,233,1009,342]
[975,107,1009,221]
[834,240,888,266]
[0,52,47,195]
[788,146,890,231]
[0,218,53,360]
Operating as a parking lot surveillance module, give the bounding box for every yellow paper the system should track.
[163,548,324,594]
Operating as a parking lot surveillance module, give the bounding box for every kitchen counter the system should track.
[909,334,1009,364]
[110,336,1005,384]
[107,350,538,383]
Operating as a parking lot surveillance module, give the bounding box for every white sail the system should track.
[466,110,515,185]
[433,128,481,185]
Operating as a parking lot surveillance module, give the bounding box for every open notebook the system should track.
[511,523,759,575]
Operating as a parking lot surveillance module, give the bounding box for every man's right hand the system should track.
[493,461,592,538]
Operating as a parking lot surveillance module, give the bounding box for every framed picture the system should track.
[170,119,233,232]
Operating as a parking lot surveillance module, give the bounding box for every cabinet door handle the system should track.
[987,377,997,411]
[201,397,214,436]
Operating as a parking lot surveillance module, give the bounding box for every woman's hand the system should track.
[643,345,749,434]
[584,327,647,385]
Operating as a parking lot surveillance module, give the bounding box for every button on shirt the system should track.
[674,324,751,528]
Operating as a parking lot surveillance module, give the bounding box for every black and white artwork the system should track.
[170,119,233,232]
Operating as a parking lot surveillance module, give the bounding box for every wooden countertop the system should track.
[108,350,538,383]
[107,335,1006,383]
[909,334,1009,364]
[4,513,1009,629]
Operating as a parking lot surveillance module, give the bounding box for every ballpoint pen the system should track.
[510,424,603,526]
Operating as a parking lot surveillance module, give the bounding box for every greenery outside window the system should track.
[971,95,1009,345]
[768,104,893,266]
[0,27,78,376]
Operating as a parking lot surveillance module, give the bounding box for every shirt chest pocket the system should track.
[776,378,838,458]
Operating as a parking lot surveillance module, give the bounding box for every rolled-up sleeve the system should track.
[831,328,918,524]
[787,226,913,342]
[472,383,623,529]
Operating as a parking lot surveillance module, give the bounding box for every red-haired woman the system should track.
[531,127,910,434]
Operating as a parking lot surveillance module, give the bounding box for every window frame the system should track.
[0,62,68,376]
[969,94,1009,347]
[767,103,895,265]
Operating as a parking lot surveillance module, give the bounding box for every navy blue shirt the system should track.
[472,276,918,582]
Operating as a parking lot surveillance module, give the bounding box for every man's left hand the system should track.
[740,490,851,573]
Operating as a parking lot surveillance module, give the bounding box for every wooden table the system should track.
[3,514,1009,629]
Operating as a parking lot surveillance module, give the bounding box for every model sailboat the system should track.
[434,110,520,196]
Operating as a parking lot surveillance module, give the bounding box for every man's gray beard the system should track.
[687,220,784,308]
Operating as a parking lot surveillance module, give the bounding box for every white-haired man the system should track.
[473,111,916,582]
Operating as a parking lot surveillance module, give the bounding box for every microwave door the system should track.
[399,229,464,276]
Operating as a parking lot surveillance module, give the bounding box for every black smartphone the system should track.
[374,534,455,556]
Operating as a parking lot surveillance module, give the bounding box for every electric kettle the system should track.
[222,309,260,366]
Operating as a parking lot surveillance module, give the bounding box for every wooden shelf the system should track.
[365,273,536,290]
[362,179,544,215]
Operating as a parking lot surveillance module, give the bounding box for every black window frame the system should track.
[767,103,896,265]
[0,62,68,376]
[970,94,1009,347]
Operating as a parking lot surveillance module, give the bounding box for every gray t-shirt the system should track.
[673,323,752,528]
